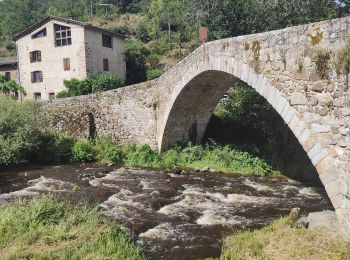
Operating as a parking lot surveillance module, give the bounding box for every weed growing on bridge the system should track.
[0,198,145,259]
[312,48,331,80]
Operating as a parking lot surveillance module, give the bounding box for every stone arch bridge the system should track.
[45,17,350,230]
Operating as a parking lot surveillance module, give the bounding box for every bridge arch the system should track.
[158,46,349,229]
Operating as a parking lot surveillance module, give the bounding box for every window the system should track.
[34,93,41,101]
[54,24,72,47]
[63,58,70,71]
[30,51,41,63]
[32,28,47,39]
[5,72,11,81]
[102,34,112,48]
[31,71,43,83]
[103,59,109,71]
[49,93,55,100]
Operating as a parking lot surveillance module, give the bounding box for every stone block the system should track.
[311,123,331,133]
[291,92,308,105]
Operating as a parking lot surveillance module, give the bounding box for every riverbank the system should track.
[221,218,350,260]
[0,198,145,259]
[0,165,333,259]
[72,137,281,177]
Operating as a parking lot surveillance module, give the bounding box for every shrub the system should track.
[146,68,163,80]
[94,136,124,164]
[146,53,161,68]
[312,49,331,79]
[72,139,96,163]
[57,73,124,98]
[148,39,173,55]
[91,72,124,92]
[125,39,149,85]
[0,96,44,165]
[29,132,74,163]
[135,22,152,43]
[336,41,350,75]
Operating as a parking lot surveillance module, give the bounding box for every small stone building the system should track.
[13,16,126,101]
[0,57,18,82]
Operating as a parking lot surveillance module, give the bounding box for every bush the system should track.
[29,132,75,163]
[148,39,173,55]
[72,139,96,163]
[57,73,124,98]
[125,39,149,85]
[146,53,161,68]
[0,96,43,165]
[94,136,124,164]
[146,68,163,80]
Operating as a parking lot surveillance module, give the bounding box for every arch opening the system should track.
[160,70,323,185]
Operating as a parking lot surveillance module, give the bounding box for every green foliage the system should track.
[0,198,145,259]
[0,96,42,165]
[29,132,75,163]
[312,49,331,79]
[146,68,163,80]
[0,75,25,99]
[57,73,124,98]
[72,139,96,163]
[214,82,281,138]
[93,136,125,164]
[146,53,161,68]
[336,40,350,75]
[148,39,173,55]
[125,39,149,84]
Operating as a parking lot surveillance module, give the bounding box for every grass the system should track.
[0,198,145,260]
[221,218,350,260]
[73,137,280,176]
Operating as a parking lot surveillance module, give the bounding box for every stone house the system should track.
[0,57,18,82]
[12,16,126,101]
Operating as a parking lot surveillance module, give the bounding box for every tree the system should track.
[0,75,25,99]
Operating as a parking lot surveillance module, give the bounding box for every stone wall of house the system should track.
[17,21,88,101]
[0,64,18,82]
[85,29,126,81]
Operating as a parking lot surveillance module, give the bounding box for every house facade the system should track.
[13,16,126,101]
[0,57,18,82]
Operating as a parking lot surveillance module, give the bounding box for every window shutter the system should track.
[63,58,70,71]
[31,72,35,83]
[103,59,109,71]
[30,52,33,63]
[39,71,43,82]
[38,51,41,62]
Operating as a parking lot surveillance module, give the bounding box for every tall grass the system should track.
[0,198,145,260]
[73,137,278,176]
[221,218,350,260]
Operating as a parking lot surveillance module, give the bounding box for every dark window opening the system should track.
[32,28,47,39]
[49,93,55,100]
[31,71,43,83]
[103,59,109,71]
[54,24,72,47]
[34,92,41,101]
[5,72,11,81]
[102,34,112,48]
[30,51,41,63]
[63,58,70,71]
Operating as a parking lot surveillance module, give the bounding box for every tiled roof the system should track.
[0,56,17,66]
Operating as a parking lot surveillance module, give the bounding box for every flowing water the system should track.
[0,164,333,259]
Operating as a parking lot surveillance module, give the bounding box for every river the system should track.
[0,164,333,259]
